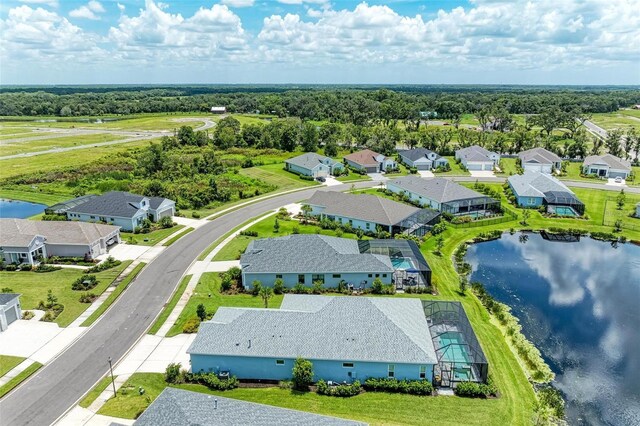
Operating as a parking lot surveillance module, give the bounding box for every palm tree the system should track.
[259,286,274,308]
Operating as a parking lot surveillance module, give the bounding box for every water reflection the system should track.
[466,232,640,426]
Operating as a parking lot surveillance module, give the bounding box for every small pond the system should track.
[0,199,46,218]
[466,232,640,426]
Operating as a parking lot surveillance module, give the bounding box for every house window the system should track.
[375,274,380,278]
[90,216,95,219]
[382,274,387,278]
[276,360,285,365]
[368,274,373,278]
[419,366,427,379]
[312,274,324,284]
[366,223,370,229]
[298,274,305,284]
[275,274,283,279]
[343,362,354,368]
[332,274,341,278]
[388,364,395,378]
[528,198,536,205]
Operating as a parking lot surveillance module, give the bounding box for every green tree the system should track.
[616,189,626,210]
[324,140,338,158]
[521,209,531,225]
[459,276,468,294]
[196,303,207,321]
[273,278,285,295]
[251,280,262,296]
[259,286,274,308]
[301,122,319,152]
[371,277,384,294]
[273,218,280,233]
[300,204,312,218]
[435,236,445,255]
[46,289,58,308]
[605,129,624,158]
[292,357,314,391]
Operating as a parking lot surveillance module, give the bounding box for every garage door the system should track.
[609,171,626,179]
[416,163,431,170]
[315,169,328,177]
[482,163,493,171]
[157,209,173,219]
[4,306,18,326]
[466,163,482,171]
[365,166,378,173]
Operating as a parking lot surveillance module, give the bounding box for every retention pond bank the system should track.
[0,199,46,218]
[466,232,640,426]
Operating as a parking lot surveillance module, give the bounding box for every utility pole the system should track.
[108,357,116,398]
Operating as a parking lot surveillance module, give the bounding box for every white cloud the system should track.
[221,0,255,7]
[88,1,105,13]
[69,1,105,20]
[18,0,58,7]
[117,3,125,12]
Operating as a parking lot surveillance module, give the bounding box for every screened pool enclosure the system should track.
[358,239,432,288]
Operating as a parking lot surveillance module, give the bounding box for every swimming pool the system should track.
[438,331,472,364]
[550,206,577,216]
[391,257,414,270]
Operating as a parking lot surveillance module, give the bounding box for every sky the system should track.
[0,0,639,85]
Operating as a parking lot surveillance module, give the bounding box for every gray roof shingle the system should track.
[135,388,366,426]
[240,234,393,274]
[583,154,631,171]
[188,294,437,365]
[67,191,173,218]
[306,191,420,226]
[285,153,339,171]
[0,219,119,247]
[398,148,442,162]
[456,145,497,163]
[518,147,562,165]
[387,176,487,203]
[0,293,20,306]
[508,171,574,198]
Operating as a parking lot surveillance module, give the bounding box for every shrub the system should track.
[537,386,565,419]
[312,280,324,294]
[184,372,239,390]
[19,264,33,271]
[4,265,18,272]
[165,362,185,384]
[251,280,262,296]
[79,293,98,303]
[273,278,285,295]
[292,282,307,294]
[239,230,258,237]
[34,264,62,273]
[1,287,14,293]
[86,256,122,273]
[316,379,361,397]
[363,378,433,395]
[182,317,200,333]
[72,274,99,291]
[191,211,201,219]
[22,311,35,320]
[292,357,314,391]
[371,278,384,294]
[159,216,174,228]
[196,303,207,321]
[453,381,496,398]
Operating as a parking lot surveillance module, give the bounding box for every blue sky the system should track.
[1,0,639,85]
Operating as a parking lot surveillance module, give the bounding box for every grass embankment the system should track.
[121,225,185,246]
[0,261,130,327]
[81,262,146,327]
[79,376,115,408]
[0,362,43,399]
[0,356,25,378]
[0,189,69,205]
[162,227,194,247]
[166,273,284,337]
[148,275,192,335]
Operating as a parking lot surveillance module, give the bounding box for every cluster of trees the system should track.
[1,86,638,122]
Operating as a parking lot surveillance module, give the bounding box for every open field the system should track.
[0,133,127,157]
[0,356,25,378]
[0,261,131,327]
[239,163,320,191]
[496,157,519,175]
[590,112,640,132]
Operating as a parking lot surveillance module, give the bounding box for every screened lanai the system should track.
[358,239,432,288]
[543,191,585,216]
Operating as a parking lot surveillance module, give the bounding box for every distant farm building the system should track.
[210,106,226,114]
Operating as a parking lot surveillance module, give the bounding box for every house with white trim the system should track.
[582,154,632,179]
[455,145,500,171]
[518,147,562,174]
[284,153,343,178]
[344,149,397,173]
[398,148,448,170]
[0,294,21,332]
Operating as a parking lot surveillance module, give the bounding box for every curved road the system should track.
[0,182,374,426]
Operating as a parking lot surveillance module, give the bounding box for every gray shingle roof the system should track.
[135,388,366,426]
[387,176,486,203]
[67,191,173,218]
[456,145,497,162]
[285,153,338,171]
[508,171,574,198]
[188,294,437,365]
[398,148,442,162]
[518,147,561,165]
[306,191,419,226]
[0,293,20,306]
[0,219,119,247]
[240,234,393,274]
[583,154,631,171]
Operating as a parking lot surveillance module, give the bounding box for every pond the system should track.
[0,199,46,218]
[466,232,640,426]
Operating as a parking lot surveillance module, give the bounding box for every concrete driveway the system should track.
[418,170,435,178]
[606,178,627,187]
[367,172,387,181]
[469,170,496,178]
[323,176,342,186]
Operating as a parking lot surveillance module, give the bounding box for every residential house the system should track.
[0,294,21,332]
[455,145,500,171]
[344,149,397,173]
[210,106,226,114]
[135,388,366,426]
[65,191,175,231]
[188,295,438,383]
[386,176,500,215]
[508,172,585,216]
[582,154,632,179]
[284,153,343,178]
[45,194,98,215]
[305,191,440,236]
[240,234,431,289]
[0,219,120,265]
[518,147,562,174]
[398,148,449,171]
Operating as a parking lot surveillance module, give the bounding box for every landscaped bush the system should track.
[182,317,200,333]
[22,311,35,320]
[300,175,315,181]
[292,282,308,294]
[453,381,497,398]
[191,211,201,219]
[590,231,619,242]
[44,256,95,266]
[159,216,174,228]
[363,378,433,396]
[316,379,361,397]
[292,357,314,391]
[72,274,99,291]
[33,264,62,273]
[404,286,431,294]
[79,293,98,303]
[19,264,33,271]
[38,290,64,322]
[165,362,185,384]
[239,230,258,237]
[42,214,67,221]
[86,256,122,273]
[183,371,239,390]
[1,287,14,293]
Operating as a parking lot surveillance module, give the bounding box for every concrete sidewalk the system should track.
[0,359,37,386]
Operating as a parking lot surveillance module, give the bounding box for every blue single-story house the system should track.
[188,295,438,383]
[508,171,585,215]
[398,148,448,170]
[284,153,343,178]
[65,191,175,232]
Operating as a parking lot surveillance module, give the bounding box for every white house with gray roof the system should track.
[65,191,175,231]
[0,294,21,332]
[305,190,440,235]
[135,388,366,426]
[0,219,120,265]
[582,154,632,179]
[518,147,562,174]
[188,294,438,383]
[398,148,448,170]
[455,145,500,171]
[508,172,584,215]
[284,152,343,178]
[386,176,500,215]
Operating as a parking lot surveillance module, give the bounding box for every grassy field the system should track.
[0,362,43,399]
[0,133,126,157]
[148,275,192,335]
[590,112,640,132]
[0,131,53,141]
[166,273,284,337]
[79,376,115,408]
[0,355,25,378]
[121,225,185,246]
[0,188,69,205]
[0,261,130,327]
[239,163,320,191]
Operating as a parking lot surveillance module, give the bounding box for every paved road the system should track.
[0,181,375,426]
[583,119,608,139]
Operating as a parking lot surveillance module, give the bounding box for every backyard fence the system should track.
[449,209,518,229]
[602,198,640,231]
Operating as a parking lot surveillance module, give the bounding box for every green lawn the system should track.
[433,156,470,176]
[148,275,192,335]
[0,133,125,157]
[0,355,25,378]
[590,112,640,132]
[166,273,284,337]
[121,225,185,246]
[0,188,69,206]
[0,362,42,399]
[336,173,371,182]
[79,376,115,408]
[240,163,320,191]
[0,261,131,327]
[198,211,275,260]
[496,158,519,176]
